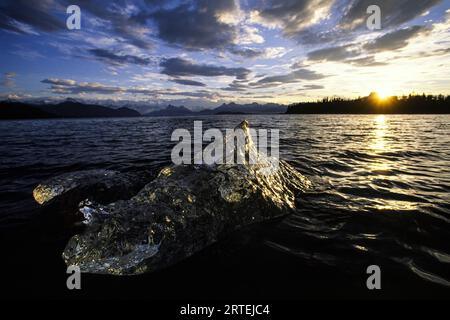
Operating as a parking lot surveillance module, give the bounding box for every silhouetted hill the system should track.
[287,93,450,114]
[145,102,287,117]
[40,101,140,117]
[115,107,141,117]
[0,100,141,119]
[0,101,56,119]
[145,105,193,117]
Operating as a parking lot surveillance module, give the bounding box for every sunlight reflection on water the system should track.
[370,115,387,152]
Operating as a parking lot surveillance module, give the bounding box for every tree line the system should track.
[287,93,450,114]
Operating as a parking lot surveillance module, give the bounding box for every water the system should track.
[1,114,449,299]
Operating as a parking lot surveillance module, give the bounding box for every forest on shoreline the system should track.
[287,93,450,114]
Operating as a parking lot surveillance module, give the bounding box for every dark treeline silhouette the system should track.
[0,100,141,119]
[287,93,450,114]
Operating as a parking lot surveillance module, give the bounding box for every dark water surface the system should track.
[1,115,449,299]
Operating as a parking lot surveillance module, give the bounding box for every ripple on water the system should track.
[0,114,449,289]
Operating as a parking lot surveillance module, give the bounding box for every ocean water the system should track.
[0,114,449,299]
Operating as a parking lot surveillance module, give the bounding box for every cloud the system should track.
[305,45,389,66]
[0,0,155,48]
[432,47,450,55]
[230,46,288,59]
[3,1,449,105]
[290,61,306,69]
[160,57,251,80]
[89,48,152,66]
[250,0,334,35]
[250,68,327,88]
[151,0,240,50]
[305,45,391,67]
[42,78,77,86]
[144,0,166,6]
[289,27,342,45]
[305,26,431,64]
[221,80,248,92]
[11,46,44,60]
[364,25,431,52]
[284,0,442,46]
[42,78,123,94]
[166,89,223,99]
[302,84,324,90]
[339,0,442,30]
[67,0,154,49]
[41,78,224,100]
[264,47,290,59]
[0,0,65,34]
[235,25,265,45]
[1,72,16,88]
[307,45,360,61]
[346,56,388,67]
[170,79,207,87]
[0,93,32,100]
[230,47,264,58]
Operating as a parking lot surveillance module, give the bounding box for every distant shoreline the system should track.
[1,93,449,120]
[286,93,450,115]
[3,113,450,121]
[285,112,450,115]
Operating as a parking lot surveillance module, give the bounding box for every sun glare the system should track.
[375,88,394,100]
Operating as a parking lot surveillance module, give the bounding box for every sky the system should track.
[0,0,449,109]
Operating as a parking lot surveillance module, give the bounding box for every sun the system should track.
[375,87,394,100]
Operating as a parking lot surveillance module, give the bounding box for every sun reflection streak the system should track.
[369,116,390,173]
[370,115,387,153]
[375,114,386,126]
[367,116,419,211]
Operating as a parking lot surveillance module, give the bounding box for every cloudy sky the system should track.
[0,0,449,108]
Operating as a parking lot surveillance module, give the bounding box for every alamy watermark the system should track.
[66,5,81,30]
[66,265,81,290]
[60,2,385,293]
[366,265,381,290]
[367,5,382,30]
[64,4,381,31]
[171,121,279,168]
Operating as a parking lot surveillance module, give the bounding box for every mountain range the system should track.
[0,100,141,119]
[145,102,287,116]
[0,99,287,119]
